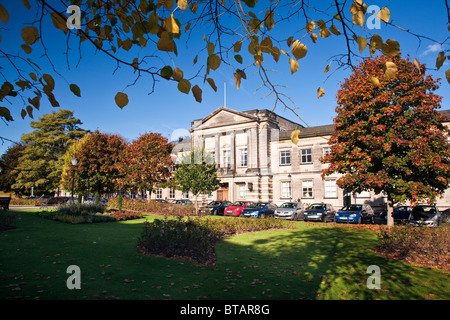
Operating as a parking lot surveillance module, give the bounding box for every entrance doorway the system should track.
[217,183,229,201]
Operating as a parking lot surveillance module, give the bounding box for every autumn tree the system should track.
[1,0,450,127]
[61,130,127,199]
[122,132,174,199]
[174,147,219,212]
[322,55,450,227]
[12,109,87,195]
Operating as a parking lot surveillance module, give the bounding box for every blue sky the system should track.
[1,0,450,155]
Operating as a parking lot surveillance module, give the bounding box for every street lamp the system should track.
[71,155,78,203]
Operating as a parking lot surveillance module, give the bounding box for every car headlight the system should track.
[350,213,357,217]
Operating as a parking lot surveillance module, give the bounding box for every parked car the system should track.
[380,205,413,223]
[224,201,254,216]
[84,197,108,206]
[409,204,440,227]
[303,203,336,222]
[199,200,232,215]
[241,202,277,218]
[274,201,305,220]
[439,208,450,225]
[335,204,375,224]
[174,199,193,206]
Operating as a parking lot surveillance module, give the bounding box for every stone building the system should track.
[151,107,450,212]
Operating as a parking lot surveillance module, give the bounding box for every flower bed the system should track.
[108,197,199,216]
[137,216,294,265]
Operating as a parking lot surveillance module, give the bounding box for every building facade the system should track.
[151,107,450,212]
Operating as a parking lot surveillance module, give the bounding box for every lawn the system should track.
[0,209,449,300]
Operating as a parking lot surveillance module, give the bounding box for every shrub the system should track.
[376,225,450,268]
[57,202,107,216]
[10,198,40,206]
[108,197,197,216]
[137,216,293,265]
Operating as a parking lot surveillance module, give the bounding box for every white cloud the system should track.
[421,43,442,56]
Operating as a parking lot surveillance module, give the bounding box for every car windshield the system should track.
[411,206,437,219]
[256,203,268,208]
[231,201,245,207]
[208,201,221,206]
[245,202,258,208]
[307,204,326,210]
[280,202,297,208]
[341,205,362,211]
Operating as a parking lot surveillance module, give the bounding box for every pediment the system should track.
[201,107,258,129]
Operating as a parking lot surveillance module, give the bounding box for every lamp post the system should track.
[71,155,78,203]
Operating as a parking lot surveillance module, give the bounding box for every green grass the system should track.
[0,209,449,300]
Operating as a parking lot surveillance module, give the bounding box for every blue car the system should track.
[241,202,277,218]
[380,205,412,223]
[335,204,375,224]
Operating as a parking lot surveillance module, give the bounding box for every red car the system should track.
[224,201,255,217]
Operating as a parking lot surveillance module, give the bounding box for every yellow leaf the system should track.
[414,58,421,73]
[383,61,397,80]
[164,0,174,10]
[436,51,446,71]
[115,92,129,109]
[290,129,301,145]
[377,7,390,23]
[317,87,325,99]
[370,77,380,86]
[324,63,330,74]
[369,34,383,56]
[264,10,275,31]
[172,67,183,81]
[352,11,365,27]
[164,14,179,34]
[22,0,31,10]
[192,85,202,102]
[291,40,307,60]
[177,0,188,10]
[157,32,174,52]
[206,78,217,92]
[21,26,39,45]
[306,20,315,32]
[21,44,32,54]
[207,54,221,70]
[329,25,340,35]
[178,79,191,94]
[234,73,241,89]
[445,69,450,84]
[356,36,367,53]
[382,39,400,57]
[310,33,318,43]
[289,58,299,74]
[234,41,242,53]
[50,12,68,34]
[319,28,331,38]
[0,4,9,24]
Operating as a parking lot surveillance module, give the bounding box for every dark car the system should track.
[303,203,336,222]
[409,204,440,227]
[380,205,413,223]
[335,204,375,224]
[174,199,193,206]
[241,202,277,218]
[199,200,232,215]
[439,208,450,225]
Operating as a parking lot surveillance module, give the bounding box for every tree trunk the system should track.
[387,194,394,227]
[195,194,198,215]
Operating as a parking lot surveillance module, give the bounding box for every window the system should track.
[280,151,291,165]
[238,184,246,199]
[156,188,163,199]
[169,188,175,199]
[223,150,230,167]
[323,147,332,157]
[239,148,248,167]
[182,191,189,199]
[281,181,291,199]
[325,180,337,198]
[301,149,312,163]
[302,180,313,198]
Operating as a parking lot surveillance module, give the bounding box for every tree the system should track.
[12,109,87,195]
[0,143,27,196]
[174,148,219,212]
[322,55,450,227]
[62,130,127,199]
[122,132,174,198]
[1,1,449,126]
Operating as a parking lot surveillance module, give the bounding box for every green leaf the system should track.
[160,66,173,80]
[177,79,191,94]
[234,54,243,64]
[207,54,221,71]
[69,84,81,97]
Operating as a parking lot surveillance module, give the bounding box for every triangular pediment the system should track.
[200,107,258,128]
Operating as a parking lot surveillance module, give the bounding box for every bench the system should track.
[0,196,11,210]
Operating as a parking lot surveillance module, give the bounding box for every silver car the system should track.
[274,202,304,220]
[409,204,440,227]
